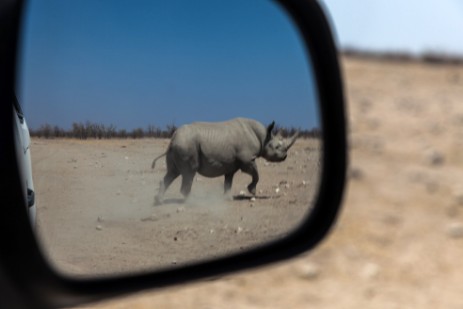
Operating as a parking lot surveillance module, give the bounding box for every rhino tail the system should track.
[151,151,167,169]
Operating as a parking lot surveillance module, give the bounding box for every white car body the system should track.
[13,97,36,227]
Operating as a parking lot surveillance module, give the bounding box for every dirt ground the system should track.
[32,132,321,276]
[37,56,463,308]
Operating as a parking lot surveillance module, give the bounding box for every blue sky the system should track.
[17,1,319,131]
[321,0,463,55]
[18,1,463,131]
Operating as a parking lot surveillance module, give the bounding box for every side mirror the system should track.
[0,0,346,308]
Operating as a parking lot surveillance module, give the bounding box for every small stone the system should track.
[97,216,104,222]
[297,262,320,280]
[456,193,463,206]
[452,187,463,206]
[275,188,280,194]
[96,225,103,231]
[349,166,364,180]
[239,190,246,196]
[176,207,185,213]
[446,222,463,238]
[360,263,380,279]
[210,229,214,234]
[425,149,444,166]
[236,226,243,234]
[141,215,158,222]
[250,197,256,202]
[446,206,459,218]
[124,156,129,160]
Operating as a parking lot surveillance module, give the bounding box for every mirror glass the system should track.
[17,0,322,277]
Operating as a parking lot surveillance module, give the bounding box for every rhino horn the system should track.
[285,131,299,150]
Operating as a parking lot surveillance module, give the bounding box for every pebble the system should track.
[275,188,280,194]
[349,166,364,180]
[296,262,320,280]
[239,190,246,196]
[360,262,380,280]
[96,225,103,231]
[424,149,444,166]
[446,222,463,238]
[176,207,185,213]
[250,197,256,202]
[140,215,158,222]
[452,187,463,206]
[97,216,104,222]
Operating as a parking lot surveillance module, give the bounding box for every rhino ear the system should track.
[264,121,275,145]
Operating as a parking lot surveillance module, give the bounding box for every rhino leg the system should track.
[224,172,235,197]
[224,173,234,193]
[240,161,259,195]
[155,155,179,205]
[155,170,180,205]
[180,171,196,198]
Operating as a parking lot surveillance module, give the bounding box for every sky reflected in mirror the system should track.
[17,0,322,277]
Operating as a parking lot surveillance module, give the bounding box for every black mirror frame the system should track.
[0,0,346,308]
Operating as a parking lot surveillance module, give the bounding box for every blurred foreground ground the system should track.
[78,56,463,308]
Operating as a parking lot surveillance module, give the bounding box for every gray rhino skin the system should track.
[152,118,298,204]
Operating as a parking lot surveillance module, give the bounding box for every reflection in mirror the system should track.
[17,0,322,277]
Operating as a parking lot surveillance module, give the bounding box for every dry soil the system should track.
[35,56,463,308]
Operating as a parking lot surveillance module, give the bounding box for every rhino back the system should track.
[170,118,266,175]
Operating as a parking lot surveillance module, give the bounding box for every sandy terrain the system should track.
[32,136,321,276]
[37,56,463,308]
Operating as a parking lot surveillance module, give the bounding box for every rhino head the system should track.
[262,121,299,162]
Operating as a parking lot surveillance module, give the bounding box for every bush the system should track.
[30,121,321,140]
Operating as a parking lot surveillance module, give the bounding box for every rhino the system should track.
[151,117,298,204]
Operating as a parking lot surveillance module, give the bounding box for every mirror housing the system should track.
[0,0,346,307]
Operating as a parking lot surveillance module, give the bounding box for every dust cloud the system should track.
[31,138,320,277]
